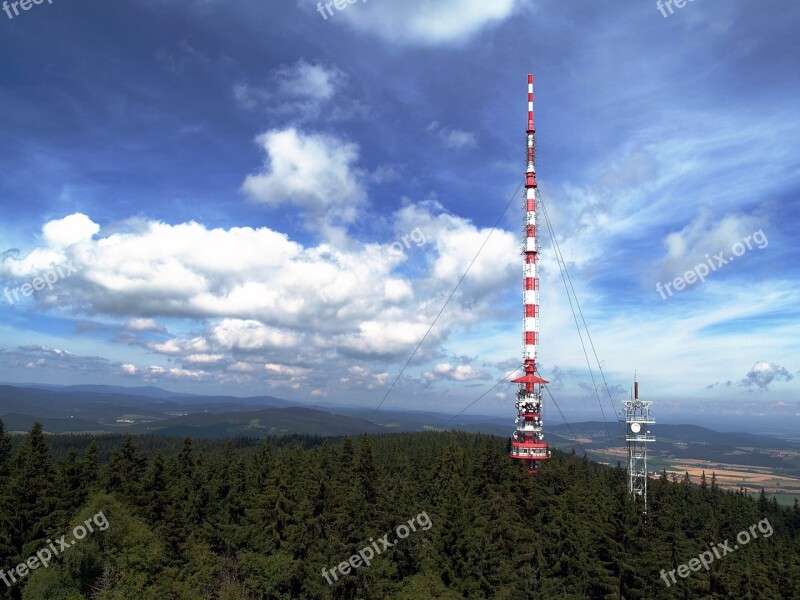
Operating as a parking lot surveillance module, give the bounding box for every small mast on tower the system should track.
[509,73,550,474]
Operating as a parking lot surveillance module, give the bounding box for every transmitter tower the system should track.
[621,380,655,512]
[509,74,550,474]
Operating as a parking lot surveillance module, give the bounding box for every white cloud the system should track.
[0,204,532,394]
[274,59,342,100]
[233,60,360,122]
[0,346,207,383]
[241,127,366,224]
[184,353,226,364]
[370,164,401,184]
[163,368,208,379]
[42,213,100,248]
[265,363,308,376]
[212,319,298,351]
[124,318,165,332]
[656,211,766,281]
[423,362,487,382]
[346,365,389,389]
[739,361,794,391]
[0,345,108,372]
[131,364,207,380]
[121,363,138,375]
[149,337,210,355]
[393,201,518,297]
[426,121,477,150]
[330,0,524,45]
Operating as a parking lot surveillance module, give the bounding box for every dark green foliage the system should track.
[0,421,797,599]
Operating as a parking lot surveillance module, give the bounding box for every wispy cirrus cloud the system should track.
[321,0,527,45]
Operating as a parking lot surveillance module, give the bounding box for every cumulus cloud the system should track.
[0,201,521,394]
[0,345,109,373]
[392,201,518,297]
[738,361,794,391]
[0,346,207,383]
[42,213,100,248]
[0,214,97,280]
[241,127,366,225]
[148,337,210,356]
[328,0,525,45]
[212,319,298,351]
[184,354,226,365]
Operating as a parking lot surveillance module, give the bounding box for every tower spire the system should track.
[509,73,550,473]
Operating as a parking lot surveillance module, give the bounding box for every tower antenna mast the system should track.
[509,73,550,473]
[621,378,655,512]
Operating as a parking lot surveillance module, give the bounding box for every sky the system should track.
[0,0,799,426]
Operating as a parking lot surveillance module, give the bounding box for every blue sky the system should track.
[1,0,799,425]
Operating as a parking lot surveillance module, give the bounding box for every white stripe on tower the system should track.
[528,74,534,125]
[525,72,538,362]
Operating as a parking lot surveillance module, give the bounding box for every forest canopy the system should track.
[0,421,798,599]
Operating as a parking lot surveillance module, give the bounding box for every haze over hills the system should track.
[17,383,200,398]
[1,384,798,450]
[0,383,509,436]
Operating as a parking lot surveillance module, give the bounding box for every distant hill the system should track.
[548,421,800,453]
[0,385,298,422]
[0,384,511,436]
[1,385,796,456]
[128,406,388,438]
[638,422,797,449]
[20,383,198,399]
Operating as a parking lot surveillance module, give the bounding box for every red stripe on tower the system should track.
[510,73,550,473]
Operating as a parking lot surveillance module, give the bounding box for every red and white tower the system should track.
[509,73,551,473]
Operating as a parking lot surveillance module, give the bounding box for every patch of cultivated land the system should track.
[664,459,800,499]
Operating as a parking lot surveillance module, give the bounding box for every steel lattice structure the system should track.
[621,381,656,512]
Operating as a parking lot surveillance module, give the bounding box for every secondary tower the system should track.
[509,73,550,474]
[621,380,655,512]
